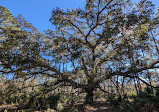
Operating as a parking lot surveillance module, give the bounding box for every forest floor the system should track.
[0,104,18,111]
[0,102,117,112]
[1,101,158,112]
[62,101,117,112]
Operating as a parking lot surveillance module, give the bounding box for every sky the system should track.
[0,0,86,32]
[0,0,159,33]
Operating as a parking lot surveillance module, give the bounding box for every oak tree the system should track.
[0,0,159,104]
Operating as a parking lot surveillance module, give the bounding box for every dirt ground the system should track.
[0,102,116,112]
[62,101,117,112]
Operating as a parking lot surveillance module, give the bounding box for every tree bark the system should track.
[84,88,94,105]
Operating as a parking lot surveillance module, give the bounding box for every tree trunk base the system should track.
[84,89,94,105]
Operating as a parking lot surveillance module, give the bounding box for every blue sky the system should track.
[0,0,158,33]
[0,0,86,32]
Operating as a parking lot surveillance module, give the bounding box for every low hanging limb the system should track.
[137,77,159,89]
[98,85,109,93]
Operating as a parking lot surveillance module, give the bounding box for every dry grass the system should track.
[0,104,18,111]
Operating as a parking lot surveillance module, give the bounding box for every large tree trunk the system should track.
[84,88,94,105]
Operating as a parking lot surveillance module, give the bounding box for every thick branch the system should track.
[67,20,85,37]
